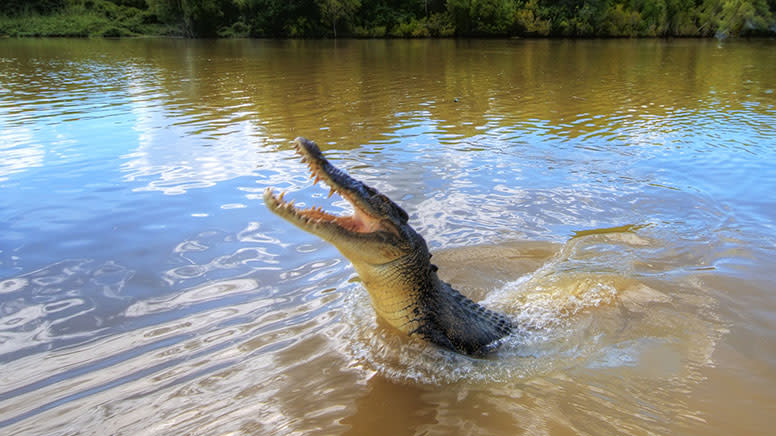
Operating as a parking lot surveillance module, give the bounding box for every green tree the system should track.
[446,0,472,32]
[2,0,776,37]
[717,0,774,35]
[514,0,551,35]
[317,0,361,37]
[146,0,183,24]
[1,0,66,15]
[238,0,291,36]
[448,0,515,34]
[182,0,241,36]
[471,0,515,33]
[145,0,240,36]
[697,0,774,35]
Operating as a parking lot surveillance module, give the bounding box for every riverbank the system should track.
[0,2,179,38]
[2,0,775,39]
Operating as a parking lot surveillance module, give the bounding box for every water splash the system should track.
[343,232,724,387]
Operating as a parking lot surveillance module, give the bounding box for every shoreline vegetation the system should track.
[1,1,775,39]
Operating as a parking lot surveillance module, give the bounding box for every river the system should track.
[1,38,775,435]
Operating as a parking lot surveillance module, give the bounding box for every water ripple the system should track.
[1,38,775,435]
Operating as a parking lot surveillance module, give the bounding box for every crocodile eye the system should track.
[374,193,408,222]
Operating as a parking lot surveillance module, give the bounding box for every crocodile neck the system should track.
[352,243,513,356]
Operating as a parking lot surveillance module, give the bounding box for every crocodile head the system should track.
[263,137,420,266]
[264,137,512,356]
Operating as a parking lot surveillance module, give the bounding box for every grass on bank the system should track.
[0,2,180,37]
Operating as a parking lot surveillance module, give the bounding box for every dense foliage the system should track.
[1,0,774,37]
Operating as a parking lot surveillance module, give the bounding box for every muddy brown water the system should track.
[1,38,775,435]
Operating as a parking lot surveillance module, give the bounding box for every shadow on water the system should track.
[341,377,439,435]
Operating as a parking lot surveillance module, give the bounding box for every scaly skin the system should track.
[264,138,512,356]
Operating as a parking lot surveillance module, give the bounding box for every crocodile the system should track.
[264,137,513,356]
